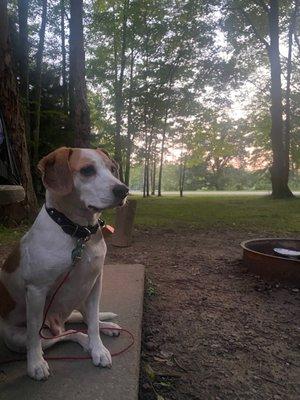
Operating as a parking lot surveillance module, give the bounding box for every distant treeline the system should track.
[130,164,300,192]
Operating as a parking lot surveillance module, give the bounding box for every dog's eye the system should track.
[111,165,117,174]
[80,165,96,177]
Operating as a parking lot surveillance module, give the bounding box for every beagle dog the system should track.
[0,147,128,380]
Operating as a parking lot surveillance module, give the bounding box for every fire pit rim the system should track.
[240,238,300,263]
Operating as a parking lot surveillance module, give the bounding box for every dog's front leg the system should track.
[26,284,50,380]
[85,273,112,368]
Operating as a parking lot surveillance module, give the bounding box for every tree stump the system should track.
[0,185,25,205]
[0,185,26,225]
[111,199,137,247]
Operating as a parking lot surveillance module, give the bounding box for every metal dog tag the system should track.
[71,239,86,263]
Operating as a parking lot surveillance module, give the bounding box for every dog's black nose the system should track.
[113,184,129,199]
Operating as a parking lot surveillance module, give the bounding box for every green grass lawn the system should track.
[1,195,299,246]
[105,195,300,234]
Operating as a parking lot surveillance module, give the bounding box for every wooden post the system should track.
[111,199,137,247]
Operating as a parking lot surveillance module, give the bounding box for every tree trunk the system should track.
[267,0,293,198]
[32,0,47,166]
[179,134,186,197]
[17,0,30,141]
[143,159,147,198]
[60,0,68,113]
[113,0,129,182]
[143,129,149,198]
[124,48,134,186]
[146,155,150,196]
[0,0,37,217]
[151,150,156,195]
[284,1,299,186]
[179,161,186,197]
[69,0,91,147]
[157,108,168,197]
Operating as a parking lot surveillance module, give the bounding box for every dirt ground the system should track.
[106,228,300,400]
[1,228,299,400]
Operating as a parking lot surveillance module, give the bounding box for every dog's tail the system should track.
[67,310,117,323]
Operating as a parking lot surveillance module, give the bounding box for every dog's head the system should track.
[38,147,128,211]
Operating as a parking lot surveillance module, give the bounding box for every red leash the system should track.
[0,268,134,366]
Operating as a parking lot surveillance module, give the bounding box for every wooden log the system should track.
[111,199,137,247]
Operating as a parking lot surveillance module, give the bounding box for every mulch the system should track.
[106,227,300,400]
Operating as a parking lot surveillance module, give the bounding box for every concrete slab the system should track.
[0,264,145,400]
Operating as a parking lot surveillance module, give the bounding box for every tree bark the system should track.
[284,1,299,186]
[17,0,30,141]
[267,0,293,198]
[69,0,91,147]
[113,0,129,181]
[179,133,186,197]
[179,160,186,197]
[238,1,294,198]
[0,0,37,217]
[32,0,47,166]
[143,130,149,198]
[60,0,68,113]
[124,48,134,186]
[157,108,168,197]
[151,143,157,195]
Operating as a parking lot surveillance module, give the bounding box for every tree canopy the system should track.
[2,0,300,205]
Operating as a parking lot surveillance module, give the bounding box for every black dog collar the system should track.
[46,207,105,240]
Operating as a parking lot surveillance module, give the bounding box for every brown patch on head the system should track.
[38,147,73,195]
[68,148,95,172]
[1,243,20,273]
[0,280,16,318]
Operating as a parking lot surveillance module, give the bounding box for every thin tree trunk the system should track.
[60,0,68,113]
[145,125,155,197]
[17,0,30,141]
[69,0,91,147]
[124,48,134,186]
[179,133,186,197]
[143,129,149,198]
[284,0,299,185]
[0,0,37,217]
[179,159,186,197]
[143,157,147,198]
[146,155,150,196]
[151,144,157,195]
[32,0,47,166]
[157,108,168,197]
[268,0,293,198]
[113,0,129,182]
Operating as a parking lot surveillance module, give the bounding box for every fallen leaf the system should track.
[154,356,167,363]
[144,363,156,381]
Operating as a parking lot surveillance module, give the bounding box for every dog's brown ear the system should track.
[38,147,73,195]
[97,148,111,158]
[96,148,119,176]
[97,148,119,168]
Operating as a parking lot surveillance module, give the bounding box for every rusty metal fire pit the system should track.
[241,238,300,286]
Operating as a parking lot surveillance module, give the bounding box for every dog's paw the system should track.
[27,358,50,381]
[90,343,112,368]
[99,321,121,337]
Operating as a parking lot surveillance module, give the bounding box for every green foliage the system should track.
[7,0,300,194]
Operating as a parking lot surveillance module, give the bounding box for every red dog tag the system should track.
[102,225,115,237]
